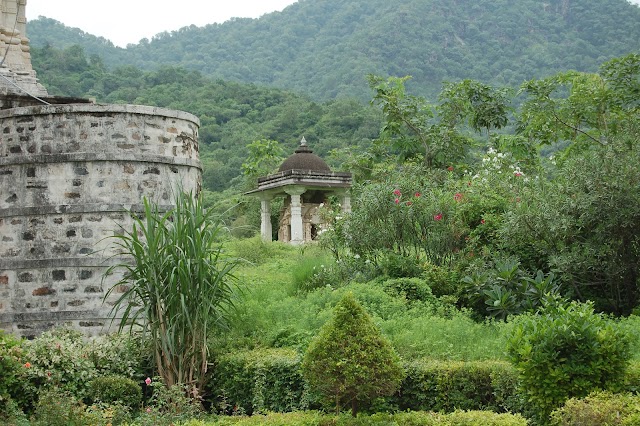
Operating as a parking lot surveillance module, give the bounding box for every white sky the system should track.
[26,0,640,48]
[26,0,299,47]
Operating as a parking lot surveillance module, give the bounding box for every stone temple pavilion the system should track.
[246,138,352,244]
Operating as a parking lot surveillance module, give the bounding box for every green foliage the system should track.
[209,349,309,416]
[550,391,640,426]
[6,329,145,416]
[507,299,632,423]
[392,360,521,414]
[291,251,337,293]
[176,410,528,425]
[462,258,561,320]
[0,331,24,416]
[87,375,142,408]
[105,191,241,397]
[31,389,101,426]
[135,379,203,426]
[381,277,435,304]
[301,293,405,416]
[241,139,285,187]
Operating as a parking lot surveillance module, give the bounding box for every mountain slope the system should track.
[27,0,640,101]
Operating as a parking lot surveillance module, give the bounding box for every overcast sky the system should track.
[27,0,299,47]
[26,0,640,48]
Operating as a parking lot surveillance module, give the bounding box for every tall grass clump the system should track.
[105,191,240,398]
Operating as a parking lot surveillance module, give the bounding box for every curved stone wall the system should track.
[0,104,201,337]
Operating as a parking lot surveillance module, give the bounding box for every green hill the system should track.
[27,0,640,101]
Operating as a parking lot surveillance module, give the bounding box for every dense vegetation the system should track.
[4,1,639,424]
[27,0,640,101]
[31,44,380,195]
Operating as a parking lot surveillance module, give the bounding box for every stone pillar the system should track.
[341,192,352,214]
[286,187,306,245]
[259,195,273,242]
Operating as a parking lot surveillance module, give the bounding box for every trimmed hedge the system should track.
[184,410,528,425]
[87,375,142,409]
[392,360,522,413]
[550,391,640,425]
[208,350,520,415]
[208,349,640,418]
[209,349,310,415]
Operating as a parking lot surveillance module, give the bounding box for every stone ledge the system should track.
[0,153,202,169]
[0,256,132,269]
[0,103,200,125]
[0,203,174,218]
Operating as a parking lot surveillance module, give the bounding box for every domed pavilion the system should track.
[246,137,352,244]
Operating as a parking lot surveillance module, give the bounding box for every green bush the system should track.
[507,299,632,423]
[0,330,26,418]
[189,410,528,425]
[209,348,309,415]
[87,375,142,408]
[392,360,521,414]
[291,251,336,293]
[381,277,435,303]
[550,391,640,426]
[136,378,203,426]
[31,388,100,426]
[379,251,424,278]
[302,293,405,416]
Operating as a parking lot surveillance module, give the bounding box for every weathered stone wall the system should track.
[0,104,201,338]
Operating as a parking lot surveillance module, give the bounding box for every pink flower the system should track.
[394,198,400,204]
[454,192,463,201]
[145,377,152,386]
[393,189,402,196]
[447,166,454,171]
[24,362,31,368]
[514,172,523,177]
[480,219,486,224]
[414,192,421,197]
[405,201,413,206]
[146,407,152,413]
[433,213,443,221]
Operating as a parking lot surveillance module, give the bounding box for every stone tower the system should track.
[0,1,202,338]
[0,0,48,98]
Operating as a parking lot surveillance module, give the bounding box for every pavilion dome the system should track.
[278,137,331,173]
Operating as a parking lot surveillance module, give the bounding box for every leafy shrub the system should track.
[507,299,632,423]
[291,251,336,293]
[209,348,309,415]
[227,237,293,265]
[462,258,561,319]
[0,330,26,417]
[87,332,147,380]
[87,375,142,409]
[550,391,640,426]
[302,293,405,416]
[381,277,435,303]
[187,410,528,425]
[21,328,97,403]
[392,360,520,414]
[135,378,203,426]
[31,388,102,426]
[379,251,423,278]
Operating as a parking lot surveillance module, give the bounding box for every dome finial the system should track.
[300,136,307,147]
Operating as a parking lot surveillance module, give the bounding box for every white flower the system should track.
[353,254,360,259]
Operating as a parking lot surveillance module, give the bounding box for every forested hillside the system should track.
[30,45,381,193]
[27,0,640,101]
